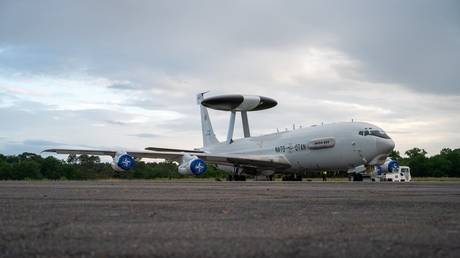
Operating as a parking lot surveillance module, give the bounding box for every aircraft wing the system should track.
[141,148,291,169]
[195,153,291,169]
[43,149,291,169]
[145,147,204,153]
[43,149,118,157]
[42,148,185,161]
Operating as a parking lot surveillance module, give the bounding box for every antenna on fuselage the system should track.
[200,94,277,144]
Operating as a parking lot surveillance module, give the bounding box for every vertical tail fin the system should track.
[197,92,219,147]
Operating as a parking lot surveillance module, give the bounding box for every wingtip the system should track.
[41,149,62,154]
[40,149,56,155]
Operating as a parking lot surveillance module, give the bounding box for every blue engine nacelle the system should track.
[111,152,135,171]
[377,159,399,174]
[178,154,207,176]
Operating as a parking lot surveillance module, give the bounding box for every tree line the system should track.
[389,148,460,177]
[0,147,459,180]
[0,153,227,180]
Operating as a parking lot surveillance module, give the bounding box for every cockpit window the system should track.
[358,130,390,139]
[369,130,390,139]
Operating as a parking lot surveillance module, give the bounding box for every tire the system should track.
[353,173,364,181]
[281,174,302,181]
[233,175,246,181]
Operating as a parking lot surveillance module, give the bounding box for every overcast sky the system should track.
[0,0,459,156]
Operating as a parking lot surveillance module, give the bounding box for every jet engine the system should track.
[111,152,135,171]
[377,159,399,174]
[178,153,207,176]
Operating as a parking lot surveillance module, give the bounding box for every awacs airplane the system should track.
[44,93,395,181]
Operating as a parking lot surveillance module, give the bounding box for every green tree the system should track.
[67,154,78,164]
[405,148,428,177]
[389,150,402,163]
[436,148,460,177]
[78,155,101,166]
[17,152,42,161]
[0,159,12,180]
[428,155,451,177]
[11,160,42,180]
[405,148,427,159]
[40,156,63,179]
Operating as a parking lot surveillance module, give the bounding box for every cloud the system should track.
[105,120,128,126]
[23,139,65,146]
[319,100,393,116]
[128,133,158,138]
[0,0,459,155]
[1,1,458,92]
[107,81,139,90]
[0,139,65,155]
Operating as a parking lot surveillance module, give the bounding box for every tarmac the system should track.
[0,180,459,258]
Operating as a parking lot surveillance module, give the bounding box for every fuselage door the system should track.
[351,138,365,164]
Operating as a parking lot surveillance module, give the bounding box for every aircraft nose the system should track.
[376,138,395,154]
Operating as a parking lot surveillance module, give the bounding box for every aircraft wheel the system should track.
[295,174,303,181]
[282,175,301,181]
[353,173,364,181]
[236,175,246,181]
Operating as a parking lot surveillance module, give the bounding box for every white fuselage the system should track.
[203,122,394,173]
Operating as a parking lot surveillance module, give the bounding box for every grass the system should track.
[411,177,460,182]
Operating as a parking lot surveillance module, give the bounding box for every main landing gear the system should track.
[349,173,364,181]
[281,174,303,181]
[227,174,247,181]
[227,166,246,181]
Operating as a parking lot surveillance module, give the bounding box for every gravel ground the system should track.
[0,180,459,258]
